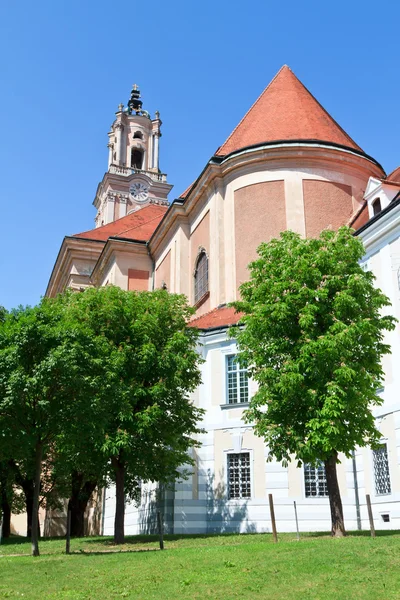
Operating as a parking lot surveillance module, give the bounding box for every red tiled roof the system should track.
[348,202,369,230]
[189,305,243,330]
[74,204,168,242]
[179,182,195,199]
[385,166,400,185]
[215,65,363,157]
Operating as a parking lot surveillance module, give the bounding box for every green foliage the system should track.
[0,286,204,547]
[0,299,106,470]
[60,285,205,491]
[231,227,396,465]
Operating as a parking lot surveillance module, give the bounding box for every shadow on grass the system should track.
[2,529,399,554]
[83,532,242,546]
[69,548,161,556]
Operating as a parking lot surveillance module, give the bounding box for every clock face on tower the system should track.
[129,182,149,202]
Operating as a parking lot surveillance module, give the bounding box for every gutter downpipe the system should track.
[352,450,362,530]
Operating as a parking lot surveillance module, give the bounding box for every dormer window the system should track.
[131,148,143,169]
[372,197,382,216]
[133,131,143,139]
[194,250,209,304]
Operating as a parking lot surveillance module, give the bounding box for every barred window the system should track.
[228,453,251,499]
[304,462,329,497]
[373,444,391,495]
[226,355,249,404]
[194,251,208,304]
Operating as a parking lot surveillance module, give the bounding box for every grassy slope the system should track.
[0,532,399,599]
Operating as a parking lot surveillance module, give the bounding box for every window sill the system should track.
[194,291,210,309]
[220,402,250,410]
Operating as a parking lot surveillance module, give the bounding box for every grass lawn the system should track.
[0,531,399,599]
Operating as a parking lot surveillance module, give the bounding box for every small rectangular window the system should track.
[226,355,249,404]
[304,462,329,497]
[373,444,391,495]
[227,452,251,499]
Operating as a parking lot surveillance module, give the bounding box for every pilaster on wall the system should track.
[105,197,114,224]
[284,172,306,235]
[210,181,226,307]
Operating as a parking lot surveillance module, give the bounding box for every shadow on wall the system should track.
[206,468,256,534]
[138,484,174,535]
[43,490,103,537]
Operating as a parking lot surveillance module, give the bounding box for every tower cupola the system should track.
[126,84,150,118]
[94,84,172,227]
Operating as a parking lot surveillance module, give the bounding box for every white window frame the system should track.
[303,461,329,499]
[372,441,392,497]
[225,450,254,500]
[225,354,249,405]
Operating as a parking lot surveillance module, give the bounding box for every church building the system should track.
[46,66,400,534]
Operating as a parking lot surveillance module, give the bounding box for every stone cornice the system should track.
[46,237,105,298]
[149,142,383,256]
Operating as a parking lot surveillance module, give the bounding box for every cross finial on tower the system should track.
[133,83,139,91]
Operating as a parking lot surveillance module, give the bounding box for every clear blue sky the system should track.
[1,0,399,310]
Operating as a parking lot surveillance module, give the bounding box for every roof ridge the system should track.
[290,72,362,152]
[216,65,290,155]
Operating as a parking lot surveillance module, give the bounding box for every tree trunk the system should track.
[68,472,97,537]
[7,460,35,538]
[324,453,346,537]
[0,493,11,538]
[31,441,43,556]
[112,455,125,544]
[24,482,34,538]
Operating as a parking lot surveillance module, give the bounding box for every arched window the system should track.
[133,131,143,139]
[194,250,209,304]
[372,197,382,216]
[131,148,143,169]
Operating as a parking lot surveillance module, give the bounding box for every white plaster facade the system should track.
[47,69,400,537]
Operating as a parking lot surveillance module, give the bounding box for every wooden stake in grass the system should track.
[157,510,164,550]
[66,508,72,555]
[366,494,376,538]
[294,501,300,541]
[268,494,278,543]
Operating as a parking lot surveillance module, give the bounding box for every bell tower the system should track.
[93,85,172,227]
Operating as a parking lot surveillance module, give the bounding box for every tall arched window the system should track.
[194,250,209,304]
[372,197,382,216]
[131,148,143,169]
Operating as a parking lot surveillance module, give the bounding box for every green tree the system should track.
[63,286,204,544]
[0,302,105,555]
[232,227,396,536]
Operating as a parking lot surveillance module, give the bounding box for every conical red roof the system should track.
[215,66,363,156]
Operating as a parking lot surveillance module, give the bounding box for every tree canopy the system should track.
[0,301,105,554]
[232,226,396,536]
[0,286,204,551]
[61,286,204,543]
